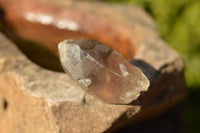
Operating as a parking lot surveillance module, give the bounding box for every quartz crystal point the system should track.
[58,39,150,104]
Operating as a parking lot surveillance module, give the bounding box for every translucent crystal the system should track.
[58,39,150,104]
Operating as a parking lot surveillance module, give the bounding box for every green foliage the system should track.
[167,1,200,88]
[103,0,200,88]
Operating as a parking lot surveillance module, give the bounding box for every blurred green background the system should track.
[91,0,200,132]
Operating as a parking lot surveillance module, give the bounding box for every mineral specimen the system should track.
[58,39,149,104]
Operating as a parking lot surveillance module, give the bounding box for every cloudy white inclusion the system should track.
[24,12,79,31]
[119,63,129,76]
